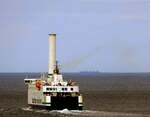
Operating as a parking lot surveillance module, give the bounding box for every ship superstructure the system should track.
[24,34,83,110]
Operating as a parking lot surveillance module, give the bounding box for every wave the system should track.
[21,107,150,117]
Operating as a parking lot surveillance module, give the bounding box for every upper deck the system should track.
[24,76,80,93]
[43,85,79,93]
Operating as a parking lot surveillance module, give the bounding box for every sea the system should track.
[1,72,150,117]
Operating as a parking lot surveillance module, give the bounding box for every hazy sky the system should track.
[0,0,150,72]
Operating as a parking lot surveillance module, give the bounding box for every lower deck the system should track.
[30,96,83,110]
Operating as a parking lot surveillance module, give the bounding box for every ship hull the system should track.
[30,96,83,110]
[27,84,83,110]
[51,96,82,110]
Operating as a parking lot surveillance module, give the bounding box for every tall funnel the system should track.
[48,34,56,76]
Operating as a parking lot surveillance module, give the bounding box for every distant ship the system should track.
[80,71,100,75]
[80,71,100,73]
[24,34,83,110]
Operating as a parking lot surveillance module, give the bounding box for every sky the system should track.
[0,0,150,72]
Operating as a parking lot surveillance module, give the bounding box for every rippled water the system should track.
[21,107,150,117]
[1,73,150,117]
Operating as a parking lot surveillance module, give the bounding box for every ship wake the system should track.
[22,107,150,117]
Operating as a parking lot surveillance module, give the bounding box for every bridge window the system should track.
[71,88,73,91]
[46,88,53,91]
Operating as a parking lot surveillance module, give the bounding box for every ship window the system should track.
[65,88,67,91]
[71,88,73,91]
[62,88,64,91]
[25,80,30,83]
[53,88,55,90]
[50,88,52,90]
[46,88,49,90]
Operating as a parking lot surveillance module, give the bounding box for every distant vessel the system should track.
[80,71,100,74]
[24,34,83,110]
